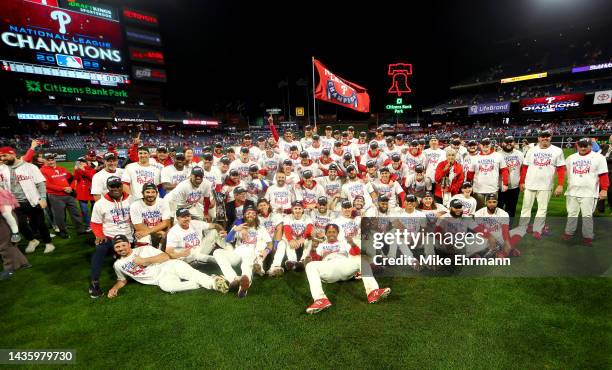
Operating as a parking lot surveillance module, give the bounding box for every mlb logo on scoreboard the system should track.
[56,55,84,69]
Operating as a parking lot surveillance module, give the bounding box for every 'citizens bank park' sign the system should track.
[0,0,128,85]
[520,94,584,113]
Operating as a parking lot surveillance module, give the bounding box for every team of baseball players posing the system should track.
[83,122,608,314]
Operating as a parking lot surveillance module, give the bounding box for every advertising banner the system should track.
[59,0,118,22]
[468,101,511,115]
[129,47,165,65]
[131,65,167,82]
[520,94,584,113]
[0,0,128,81]
[125,27,162,47]
[593,90,612,105]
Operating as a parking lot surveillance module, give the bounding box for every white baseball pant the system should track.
[519,189,552,234]
[212,247,256,282]
[306,255,379,300]
[271,239,312,267]
[185,229,226,264]
[157,259,217,293]
[565,196,598,239]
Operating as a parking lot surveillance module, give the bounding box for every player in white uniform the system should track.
[304,224,391,314]
[258,145,281,181]
[367,167,405,211]
[107,235,228,297]
[316,164,342,210]
[130,183,171,249]
[341,165,373,209]
[467,138,509,209]
[404,164,433,200]
[165,167,214,221]
[230,147,257,181]
[89,176,134,298]
[91,152,124,201]
[165,208,227,264]
[404,140,427,176]
[388,194,429,266]
[265,172,295,214]
[255,198,284,276]
[473,194,524,258]
[300,125,315,150]
[562,138,609,246]
[306,135,324,162]
[294,170,326,210]
[462,140,479,174]
[423,137,446,185]
[122,147,161,200]
[519,130,566,239]
[498,136,524,220]
[214,206,272,297]
[199,153,224,193]
[270,201,314,274]
[160,151,190,193]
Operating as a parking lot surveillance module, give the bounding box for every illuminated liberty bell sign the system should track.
[387,63,412,97]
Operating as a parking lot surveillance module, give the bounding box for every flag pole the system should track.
[312,56,317,131]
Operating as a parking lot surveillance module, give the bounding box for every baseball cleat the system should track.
[582,238,593,247]
[267,267,284,277]
[228,278,240,292]
[367,288,391,304]
[560,233,573,241]
[88,283,103,299]
[284,260,296,271]
[212,275,229,294]
[253,263,265,277]
[43,243,56,254]
[294,261,305,272]
[495,250,508,258]
[237,275,250,298]
[509,248,521,257]
[25,239,40,253]
[532,232,542,241]
[306,298,332,314]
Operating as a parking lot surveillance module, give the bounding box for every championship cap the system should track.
[480,138,491,145]
[283,159,293,166]
[175,152,186,159]
[366,160,376,168]
[305,125,312,130]
[341,200,352,208]
[300,151,309,158]
[106,176,122,188]
[289,145,298,151]
[87,149,97,157]
[325,125,333,130]
[243,133,252,139]
[370,141,379,149]
[291,200,303,208]
[157,146,168,153]
[229,169,240,177]
[485,193,498,201]
[328,163,338,170]
[142,183,158,193]
[347,125,355,131]
[214,142,223,148]
[423,191,433,198]
[415,164,425,173]
[359,131,367,137]
[378,195,389,202]
[405,194,417,202]
[346,164,356,172]
[249,164,259,172]
[112,235,129,246]
[191,166,205,177]
[341,131,349,137]
[379,167,390,173]
[317,196,328,205]
[302,170,313,179]
[321,148,331,155]
[176,208,191,218]
[410,140,419,147]
[203,146,212,153]
[203,153,213,161]
[391,153,401,162]
[220,156,231,165]
[385,136,393,143]
[343,152,352,160]
[503,136,515,143]
[577,138,591,147]
[461,181,472,189]
[334,141,342,147]
[313,134,320,140]
[257,136,266,142]
[103,152,117,160]
[233,186,246,195]
[467,140,477,146]
[418,138,426,145]
[449,199,464,209]
[240,147,250,154]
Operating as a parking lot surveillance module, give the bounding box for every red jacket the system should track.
[434,160,464,198]
[40,165,73,197]
[74,166,97,201]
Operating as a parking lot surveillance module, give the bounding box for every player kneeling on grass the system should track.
[107,235,228,298]
[214,206,272,298]
[305,224,391,315]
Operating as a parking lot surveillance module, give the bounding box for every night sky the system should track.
[111,0,612,116]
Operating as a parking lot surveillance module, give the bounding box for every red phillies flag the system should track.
[314,59,370,113]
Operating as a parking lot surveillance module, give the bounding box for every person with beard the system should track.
[198,153,224,194]
[215,206,271,298]
[304,224,391,314]
[340,131,361,164]
[243,164,269,204]
[212,142,225,165]
[424,137,447,191]
[389,153,409,185]
[122,147,161,200]
[389,194,429,268]
[338,152,362,175]
[296,151,320,177]
[89,176,134,298]
[130,183,171,249]
[473,194,523,258]
[317,148,337,176]
[341,165,373,210]
[519,130,565,240]
[0,147,55,254]
[309,196,338,240]
[498,136,524,220]
[320,125,335,150]
[305,134,323,162]
[295,170,326,210]
[258,144,281,181]
[300,125,315,150]
[360,141,388,169]
[161,151,190,193]
[355,131,369,158]
[352,196,368,216]
[274,159,300,187]
[316,164,342,210]
[404,164,432,200]
[107,235,228,297]
[276,129,302,155]
[372,128,387,150]
[226,187,256,228]
[562,138,609,247]
[274,201,314,273]
[403,140,427,176]
[265,171,295,214]
[92,153,125,201]
[368,167,405,211]
[463,140,479,174]
[364,160,379,183]
[466,137,509,210]
[434,150,464,206]
[165,208,227,265]
[255,198,284,276]
[365,195,397,218]
[165,167,214,221]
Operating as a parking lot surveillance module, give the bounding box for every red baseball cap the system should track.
[0,147,16,155]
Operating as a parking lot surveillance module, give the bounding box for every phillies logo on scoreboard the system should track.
[387,63,412,97]
[520,94,584,113]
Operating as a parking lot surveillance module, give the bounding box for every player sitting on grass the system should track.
[305,224,391,314]
[214,206,272,298]
[107,235,228,298]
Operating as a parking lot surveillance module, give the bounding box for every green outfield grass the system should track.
[1,152,611,369]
